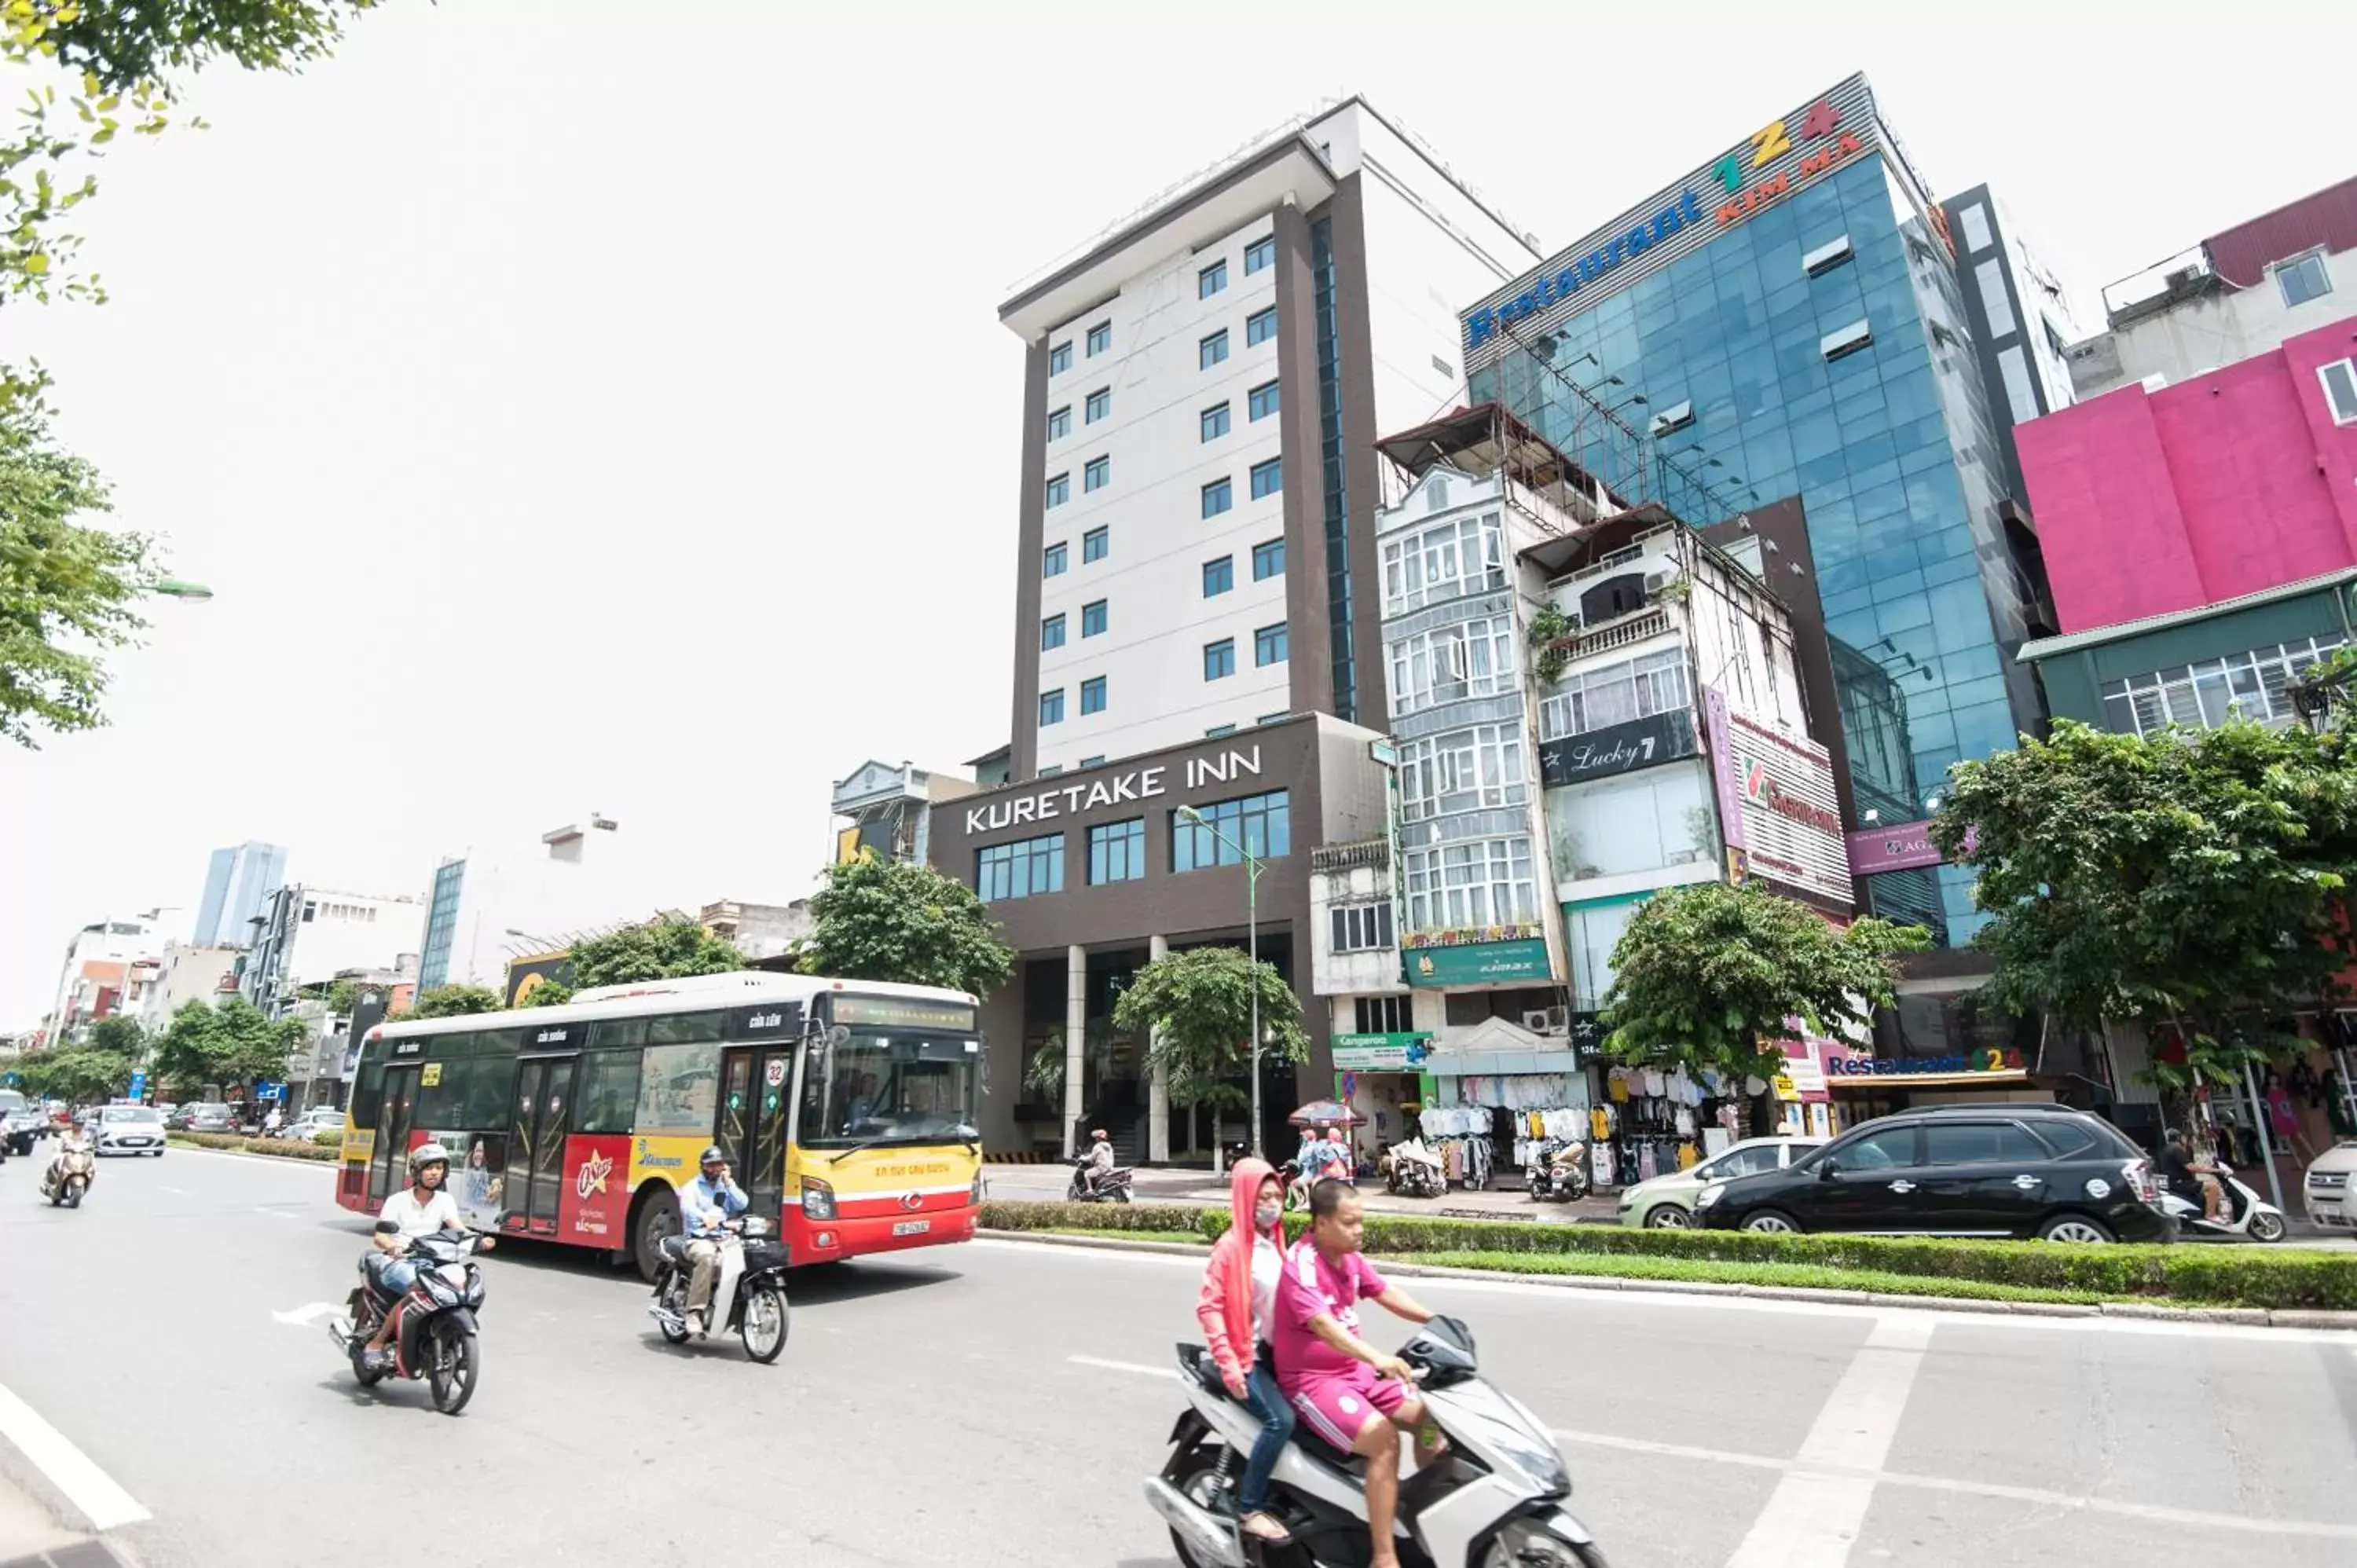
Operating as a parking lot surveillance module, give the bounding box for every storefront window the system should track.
[1538,649,1688,741]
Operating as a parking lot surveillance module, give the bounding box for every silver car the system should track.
[94,1104,168,1157]
[1616,1135,1823,1229]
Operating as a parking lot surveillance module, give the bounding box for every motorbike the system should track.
[328,1229,487,1415]
[39,1138,95,1207]
[647,1216,791,1362]
[1069,1157,1136,1204]
[1147,1316,1608,1568]
[1526,1138,1591,1203]
[2158,1161,2288,1242]
[1384,1137,1447,1200]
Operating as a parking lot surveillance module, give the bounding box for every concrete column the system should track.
[1062,944,1087,1158]
[1147,933,1171,1165]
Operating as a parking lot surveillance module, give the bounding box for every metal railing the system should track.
[1310,838,1390,874]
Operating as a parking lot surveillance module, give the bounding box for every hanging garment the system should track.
[1677,1143,1700,1171]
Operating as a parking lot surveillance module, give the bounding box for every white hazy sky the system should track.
[4,2,2350,1023]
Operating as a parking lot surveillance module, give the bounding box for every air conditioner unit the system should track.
[1644,570,1673,595]
[1545,1006,1569,1032]
[1521,1009,1554,1035]
[1523,1009,1567,1036]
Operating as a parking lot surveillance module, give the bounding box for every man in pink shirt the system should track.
[1273,1179,1440,1568]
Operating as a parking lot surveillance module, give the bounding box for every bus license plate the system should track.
[892,1219,931,1236]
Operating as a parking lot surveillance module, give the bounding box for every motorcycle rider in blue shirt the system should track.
[681,1146,749,1337]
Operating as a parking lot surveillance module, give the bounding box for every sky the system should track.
[3,0,2352,1024]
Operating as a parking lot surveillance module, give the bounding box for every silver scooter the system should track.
[2158,1160,2288,1242]
[1146,1317,1607,1567]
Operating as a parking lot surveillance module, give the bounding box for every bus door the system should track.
[505,1053,578,1235]
[368,1061,423,1206]
[714,1042,790,1219]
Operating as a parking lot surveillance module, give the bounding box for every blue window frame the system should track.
[1250,457,1281,500]
[1082,526,1109,562]
[1085,387,1110,423]
[1246,307,1276,346]
[1043,542,1067,577]
[1171,789,1292,872]
[1080,755,1105,768]
[1087,321,1111,357]
[1203,555,1234,596]
[1255,622,1288,666]
[1039,688,1065,726]
[1252,538,1284,580]
[1204,639,1236,680]
[1205,724,1237,738]
[1200,260,1227,299]
[1200,330,1229,370]
[1080,676,1106,716]
[1084,456,1109,493]
[1202,478,1232,518]
[1201,402,1230,442]
[1081,599,1107,637]
[1046,472,1070,508]
[1088,819,1146,885]
[1049,341,1072,376]
[1244,235,1275,276]
[1248,380,1279,421]
[977,833,1065,901]
[1041,613,1065,650]
[1047,405,1071,441]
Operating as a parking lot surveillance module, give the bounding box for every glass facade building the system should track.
[1464,81,2043,943]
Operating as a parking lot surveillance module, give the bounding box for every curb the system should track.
[163,1140,336,1168]
[974,1229,2357,1329]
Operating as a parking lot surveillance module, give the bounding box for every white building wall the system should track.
[428,847,680,992]
[2069,245,2352,399]
[140,942,242,1029]
[1309,859,1406,998]
[279,889,424,990]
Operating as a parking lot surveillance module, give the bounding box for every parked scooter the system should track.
[328,1229,488,1415]
[1069,1156,1136,1203]
[38,1134,95,1208]
[1527,1137,1592,1203]
[2160,1161,2288,1242]
[1384,1135,1448,1199]
[647,1216,790,1361]
[1146,1316,1607,1567]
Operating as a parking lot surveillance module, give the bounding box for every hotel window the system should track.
[1331,903,1394,954]
[1201,402,1230,442]
[1049,341,1072,376]
[1087,320,1112,357]
[2275,251,2332,310]
[1255,622,1288,666]
[1080,755,1105,768]
[1248,380,1279,421]
[1045,472,1070,508]
[1081,599,1107,637]
[1085,387,1110,423]
[2098,636,2347,736]
[1250,457,1281,500]
[1039,689,1065,727]
[2319,358,2357,426]
[1081,525,1109,563]
[1203,555,1234,597]
[1258,711,1287,725]
[1380,511,1505,615]
[1080,675,1106,716]
[1252,538,1284,581]
[1042,542,1067,577]
[1200,259,1227,299]
[977,833,1065,902]
[1047,405,1071,441]
[1538,648,1689,741]
[1206,724,1237,738]
[1244,234,1275,276]
[1200,330,1229,370]
[1084,456,1109,493]
[1397,723,1529,822]
[1246,306,1276,347]
[1040,613,1065,651]
[1088,819,1146,885]
[1202,477,1233,518]
[1204,638,1236,681]
[1172,789,1291,871]
[1402,835,1538,932]
[1387,614,1519,718]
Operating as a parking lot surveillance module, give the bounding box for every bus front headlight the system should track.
[801,1177,837,1221]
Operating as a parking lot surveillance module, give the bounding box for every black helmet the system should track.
[699,1145,727,1167]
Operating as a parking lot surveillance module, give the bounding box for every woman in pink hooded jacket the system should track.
[1194,1156,1296,1543]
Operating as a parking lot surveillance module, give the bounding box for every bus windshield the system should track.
[800,1031,979,1149]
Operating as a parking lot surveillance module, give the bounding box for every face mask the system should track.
[1255,1201,1282,1230]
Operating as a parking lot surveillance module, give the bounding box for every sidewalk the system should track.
[981,1162,1622,1225]
[0,1467,119,1568]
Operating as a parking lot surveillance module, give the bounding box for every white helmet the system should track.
[408,1141,452,1178]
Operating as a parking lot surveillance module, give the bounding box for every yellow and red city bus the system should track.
[335,971,984,1277]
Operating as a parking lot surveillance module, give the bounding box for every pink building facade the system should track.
[2018,314,2357,632]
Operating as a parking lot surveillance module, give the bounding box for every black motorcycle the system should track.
[1068,1157,1135,1203]
[647,1216,790,1362]
[1527,1137,1593,1203]
[331,1229,486,1416]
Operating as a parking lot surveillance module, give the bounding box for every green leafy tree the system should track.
[324,979,358,1017]
[519,980,572,1007]
[1933,718,2357,1094]
[1604,880,1926,1125]
[566,918,744,989]
[84,1013,145,1059]
[403,984,503,1020]
[13,1045,131,1103]
[1112,946,1307,1129]
[148,996,302,1094]
[798,853,1015,1001]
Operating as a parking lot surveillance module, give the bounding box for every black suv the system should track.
[1694,1105,2173,1243]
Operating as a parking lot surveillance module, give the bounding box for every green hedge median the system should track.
[977,1200,2357,1311]
[168,1132,340,1162]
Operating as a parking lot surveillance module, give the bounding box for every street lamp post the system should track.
[1178,805,1266,1157]
[152,578,214,603]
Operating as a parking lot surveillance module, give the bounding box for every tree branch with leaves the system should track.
[797,852,1014,1001]
[1111,946,1307,1122]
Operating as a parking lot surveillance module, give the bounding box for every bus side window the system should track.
[577,1051,643,1134]
[350,1046,389,1129]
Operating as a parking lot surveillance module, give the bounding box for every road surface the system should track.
[3,1145,2354,1566]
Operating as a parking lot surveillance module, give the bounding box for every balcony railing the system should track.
[1540,607,1673,666]
[1311,837,1390,874]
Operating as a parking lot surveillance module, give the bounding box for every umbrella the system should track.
[1287,1099,1365,1127]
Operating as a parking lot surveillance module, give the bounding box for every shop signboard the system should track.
[1827,1049,2026,1078]
[1331,1033,1431,1071]
[1844,819,1978,877]
[1538,711,1698,788]
[1405,939,1553,988]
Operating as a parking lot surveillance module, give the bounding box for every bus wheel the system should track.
[632,1186,680,1283]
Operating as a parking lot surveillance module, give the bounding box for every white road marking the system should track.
[159,1185,189,1196]
[1725,1313,1931,1568]
[270,1302,336,1328]
[0,1379,151,1531]
[251,1206,301,1220]
[1076,1346,2357,1545]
